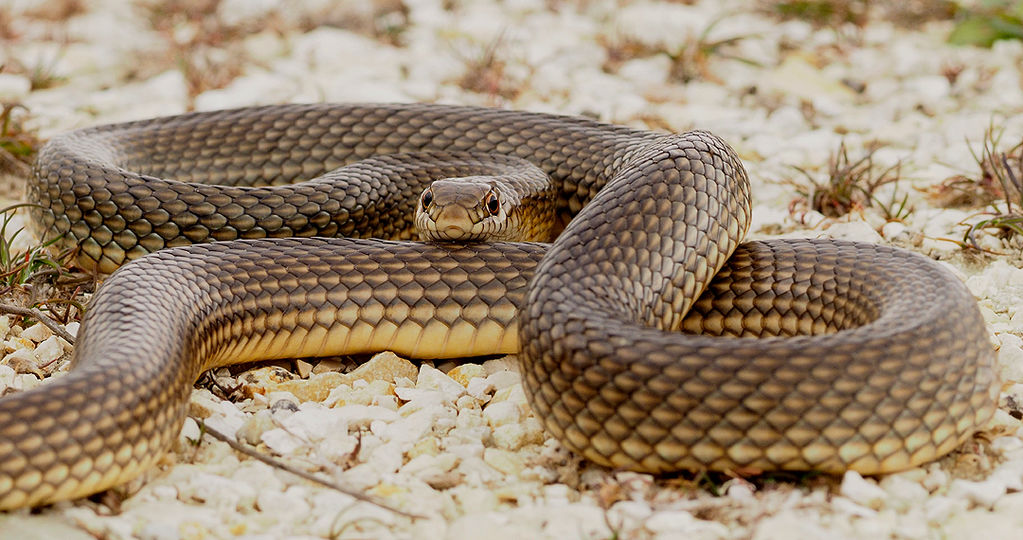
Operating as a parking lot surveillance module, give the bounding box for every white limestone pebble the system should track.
[0,74,31,100]
[33,335,63,367]
[19,322,52,343]
[840,471,888,510]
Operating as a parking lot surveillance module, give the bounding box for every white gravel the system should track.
[2,0,1023,538]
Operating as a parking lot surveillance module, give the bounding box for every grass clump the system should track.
[787,141,910,221]
[601,17,759,85]
[764,0,958,28]
[948,0,1023,47]
[951,126,1023,251]
[767,0,870,27]
[0,103,39,178]
[0,204,86,332]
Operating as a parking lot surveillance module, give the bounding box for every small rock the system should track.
[238,365,296,398]
[1,348,41,377]
[482,356,518,374]
[236,409,275,446]
[34,336,64,367]
[0,74,31,100]
[310,357,344,374]
[294,359,313,378]
[345,351,419,385]
[840,470,887,510]
[447,363,485,387]
[268,392,300,414]
[483,448,524,475]
[947,477,1006,508]
[178,417,201,446]
[753,510,837,540]
[406,436,441,460]
[255,486,312,517]
[491,423,540,451]
[922,466,950,493]
[465,376,494,399]
[880,473,929,511]
[417,364,466,401]
[483,400,522,427]
[0,364,15,390]
[20,323,52,343]
[486,369,520,391]
[924,495,967,524]
[725,479,756,501]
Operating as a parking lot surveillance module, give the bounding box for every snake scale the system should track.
[0,103,998,509]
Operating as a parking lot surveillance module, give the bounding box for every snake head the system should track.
[415,177,511,242]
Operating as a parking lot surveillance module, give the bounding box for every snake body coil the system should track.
[0,103,999,509]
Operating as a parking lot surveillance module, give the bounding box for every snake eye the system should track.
[421,188,433,209]
[484,191,500,216]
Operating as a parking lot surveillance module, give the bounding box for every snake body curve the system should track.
[0,103,999,509]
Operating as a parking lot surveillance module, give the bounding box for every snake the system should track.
[0,103,999,510]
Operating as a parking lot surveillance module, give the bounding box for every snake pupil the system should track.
[486,192,500,215]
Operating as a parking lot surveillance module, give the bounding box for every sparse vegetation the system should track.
[786,141,909,220]
[453,31,524,102]
[767,0,870,27]
[0,103,39,178]
[952,126,1023,251]
[0,203,85,333]
[948,0,1023,47]
[139,0,247,106]
[601,17,759,85]
[764,0,958,29]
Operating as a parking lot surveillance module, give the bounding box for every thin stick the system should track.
[195,418,423,520]
[0,303,77,344]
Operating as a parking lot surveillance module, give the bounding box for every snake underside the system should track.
[0,103,999,509]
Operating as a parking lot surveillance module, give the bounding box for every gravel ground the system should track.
[2,0,1023,538]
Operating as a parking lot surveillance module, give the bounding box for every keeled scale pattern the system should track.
[29,104,657,272]
[517,130,998,474]
[0,237,546,509]
[7,103,1000,508]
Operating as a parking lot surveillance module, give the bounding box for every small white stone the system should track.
[840,470,887,510]
[947,478,1007,508]
[924,495,967,524]
[0,364,15,390]
[20,323,52,343]
[416,364,466,401]
[644,510,704,534]
[491,423,528,451]
[0,74,31,100]
[63,321,80,339]
[485,369,520,391]
[725,479,756,501]
[880,473,929,510]
[921,466,950,493]
[483,400,522,427]
[255,486,312,518]
[466,376,494,399]
[996,338,1023,382]
[2,347,36,368]
[178,417,201,446]
[33,336,63,366]
[482,356,518,374]
[752,510,835,539]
